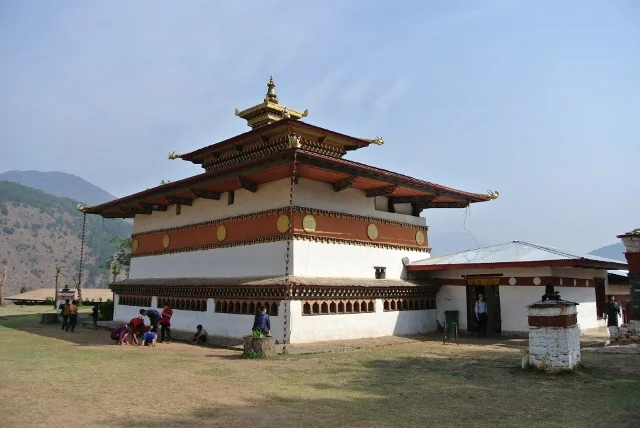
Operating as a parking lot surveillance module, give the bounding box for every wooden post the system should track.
[54,266,62,310]
[0,267,6,306]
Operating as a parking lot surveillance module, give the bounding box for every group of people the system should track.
[58,299,102,331]
[110,305,175,346]
[58,299,79,332]
[109,303,272,346]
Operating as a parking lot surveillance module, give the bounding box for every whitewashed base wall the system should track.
[288,299,437,343]
[113,296,436,343]
[113,296,285,341]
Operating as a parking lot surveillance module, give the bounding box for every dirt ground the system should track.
[1,309,639,428]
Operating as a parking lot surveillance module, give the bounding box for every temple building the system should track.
[80,77,496,343]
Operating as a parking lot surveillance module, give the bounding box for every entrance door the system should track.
[594,278,606,318]
[466,282,502,335]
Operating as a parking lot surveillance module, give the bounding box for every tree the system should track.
[106,237,132,280]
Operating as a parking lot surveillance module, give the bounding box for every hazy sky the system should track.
[1,0,638,252]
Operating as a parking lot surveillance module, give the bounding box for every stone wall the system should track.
[612,320,640,342]
[529,325,581,371]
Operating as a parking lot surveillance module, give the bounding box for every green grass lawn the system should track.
[0,312,639,428]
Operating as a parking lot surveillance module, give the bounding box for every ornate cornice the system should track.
[111,283,439,300]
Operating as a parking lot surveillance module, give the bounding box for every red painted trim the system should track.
[407,259,627,271]
[623,253,640,272]
[528,314,577,328]
[435,276,596,287]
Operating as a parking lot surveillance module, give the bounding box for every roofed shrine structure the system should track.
[80,77,495,343]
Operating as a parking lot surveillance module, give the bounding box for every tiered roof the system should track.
[81,77,496,219]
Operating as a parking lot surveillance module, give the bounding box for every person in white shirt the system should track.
[474,294,488,337]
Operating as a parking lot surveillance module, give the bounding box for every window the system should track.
[227,190,235,205]
[175,204,181,215]
[374,266,386,279]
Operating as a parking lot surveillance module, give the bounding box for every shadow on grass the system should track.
[102,351,640,428]
[0,313,128,347]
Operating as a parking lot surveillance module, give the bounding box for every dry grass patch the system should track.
[0,314,639,428]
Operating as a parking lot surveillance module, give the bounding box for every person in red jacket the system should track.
[128,316,146,345]
[159,304,173,343]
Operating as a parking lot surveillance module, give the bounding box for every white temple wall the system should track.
[293,178,427,227]
[291,240,426,279]
[113,297,285,340]
[129,241,288,278]
[435,285,468,330]
[132,179,292,234]
[288,299,437,343]
[499,286,600,334]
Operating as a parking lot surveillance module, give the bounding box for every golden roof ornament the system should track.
[234,76,308,129]
[487,189,500,200]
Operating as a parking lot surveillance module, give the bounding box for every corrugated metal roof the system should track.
[607,270,629,277]
[410,241,627,267]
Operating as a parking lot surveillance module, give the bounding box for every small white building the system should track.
[79,77,494,343]
[406,241,628,336]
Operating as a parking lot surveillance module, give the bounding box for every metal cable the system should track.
[77,212,87,300]
[283,148,299,352]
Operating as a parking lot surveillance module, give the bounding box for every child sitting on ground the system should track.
[141,326,157,347]
[192,324,208,345]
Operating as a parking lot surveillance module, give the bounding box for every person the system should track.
[159,304,173,343]
[141,326,157,347]
[91,305,100,330]
[66,300,79,332]
[605,295,621,339]
[110,324,130,345]
[192,325,208,345]
[128,317,146,345]
[140,308,162,333]
[59,299,70,331]
[474,294,488,337]
[252,305,271,336]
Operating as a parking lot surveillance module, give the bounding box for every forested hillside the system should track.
[0,181,132,296]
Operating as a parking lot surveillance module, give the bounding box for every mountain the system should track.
[0,170,116,205]
[589,242,626,262]
[0,181,132,297]
[428,231,489,257]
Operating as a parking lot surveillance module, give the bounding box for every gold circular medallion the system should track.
[132,239,139,253]
[302,215,316,233]
[162,234,170,249]
[367,223,378,240]
[216,225,227,241]
[415,230,425,246]
[277,214,290,233]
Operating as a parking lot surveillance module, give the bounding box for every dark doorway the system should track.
[594,278,606,319]
[466,284,502,335]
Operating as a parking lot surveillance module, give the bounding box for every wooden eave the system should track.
[85,148,491,218]
[407,259,629,272]
[179,120,374,164]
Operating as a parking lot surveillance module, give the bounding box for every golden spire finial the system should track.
[235,77,307,129]
[264,75,278,104]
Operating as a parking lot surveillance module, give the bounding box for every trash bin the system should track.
[444,310,459,343]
